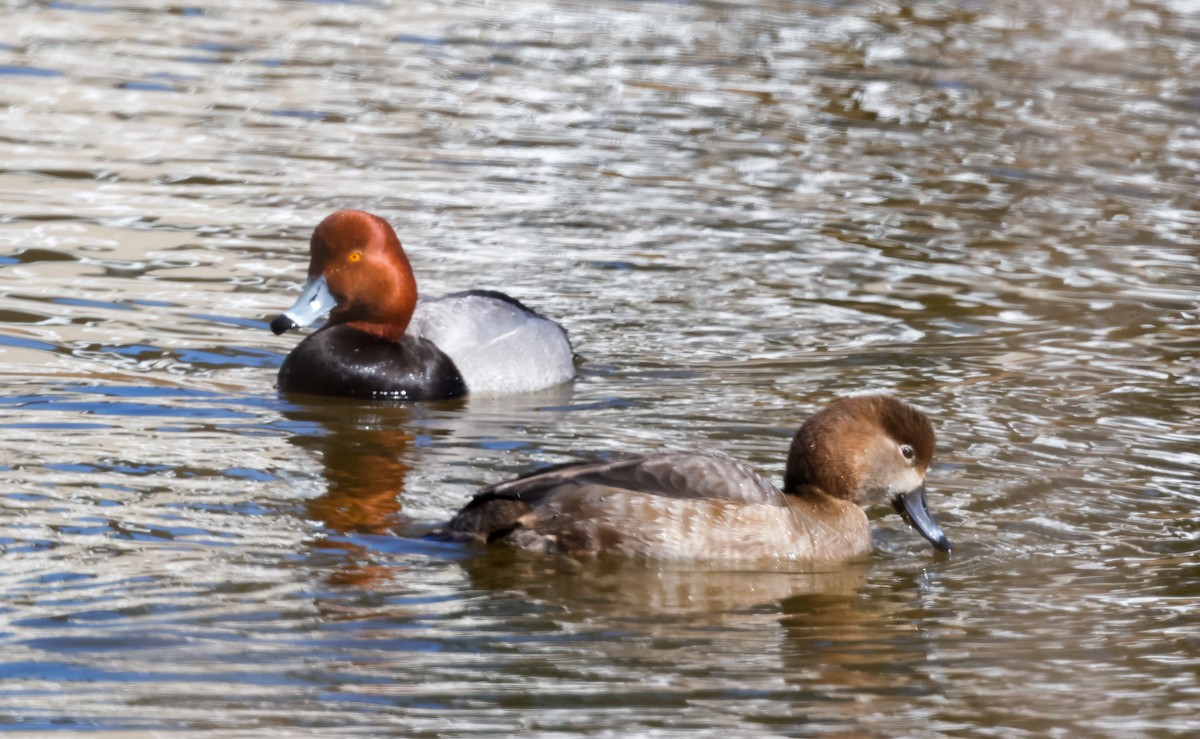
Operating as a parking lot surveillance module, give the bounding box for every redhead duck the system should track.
[269,210,575,400]
[441,395,952,562]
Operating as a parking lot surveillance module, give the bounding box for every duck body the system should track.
[447,452,873,562]
[442,395,952,563]
[409,290,575,397]
[269,210,574,400]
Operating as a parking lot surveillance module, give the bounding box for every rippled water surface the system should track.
[2,0,1199,735]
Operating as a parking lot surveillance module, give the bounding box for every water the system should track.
[2,0,1198,734]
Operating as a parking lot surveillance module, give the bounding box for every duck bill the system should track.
[270,275,336,335]
[892,484,952,554]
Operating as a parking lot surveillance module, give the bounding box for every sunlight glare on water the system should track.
[1,0,1199,734]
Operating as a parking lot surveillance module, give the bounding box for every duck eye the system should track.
[900,444,915,461]
[348,251,362,263]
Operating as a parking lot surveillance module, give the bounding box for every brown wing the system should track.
[442,452,783,547]
[482,452,780,505]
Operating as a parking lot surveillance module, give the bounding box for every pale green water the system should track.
[1,0,1198,735]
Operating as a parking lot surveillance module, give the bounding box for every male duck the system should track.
[442,395,952,562]
[269,210,575,400]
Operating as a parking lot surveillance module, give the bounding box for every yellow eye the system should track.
[348,251,362,263]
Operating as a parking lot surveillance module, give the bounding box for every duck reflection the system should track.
[281,384,576,589]
[282,398,430,587]
[456,546,941,704]
[776,573,946,701]
[456,546,870,618]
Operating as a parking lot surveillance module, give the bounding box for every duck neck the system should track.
[782,482,843,510]
[329,267,418,342]
[341,318,409,342]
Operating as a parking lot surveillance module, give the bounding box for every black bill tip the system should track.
[928,531,953,554]
[269,314,297,335]
[892,486,952,554]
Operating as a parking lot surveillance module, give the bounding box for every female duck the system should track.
[269,210,575,400]
[442,395,953,562]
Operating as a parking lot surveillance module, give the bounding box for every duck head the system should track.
[784,394,952,553]
[270,210,419,341]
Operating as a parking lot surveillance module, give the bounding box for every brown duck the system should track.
[442,395,952,562]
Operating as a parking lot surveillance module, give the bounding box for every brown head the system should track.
[783,395,950,552]
[270,210,419,341]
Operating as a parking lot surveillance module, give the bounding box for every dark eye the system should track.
[900,444,915,461]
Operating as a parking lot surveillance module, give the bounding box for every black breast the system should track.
[277,325,467,401]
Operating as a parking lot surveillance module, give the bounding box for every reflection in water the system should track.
[283,398,421,588]
[777,581,942,722]
[280,385,580,589]
[459,547,870,617]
